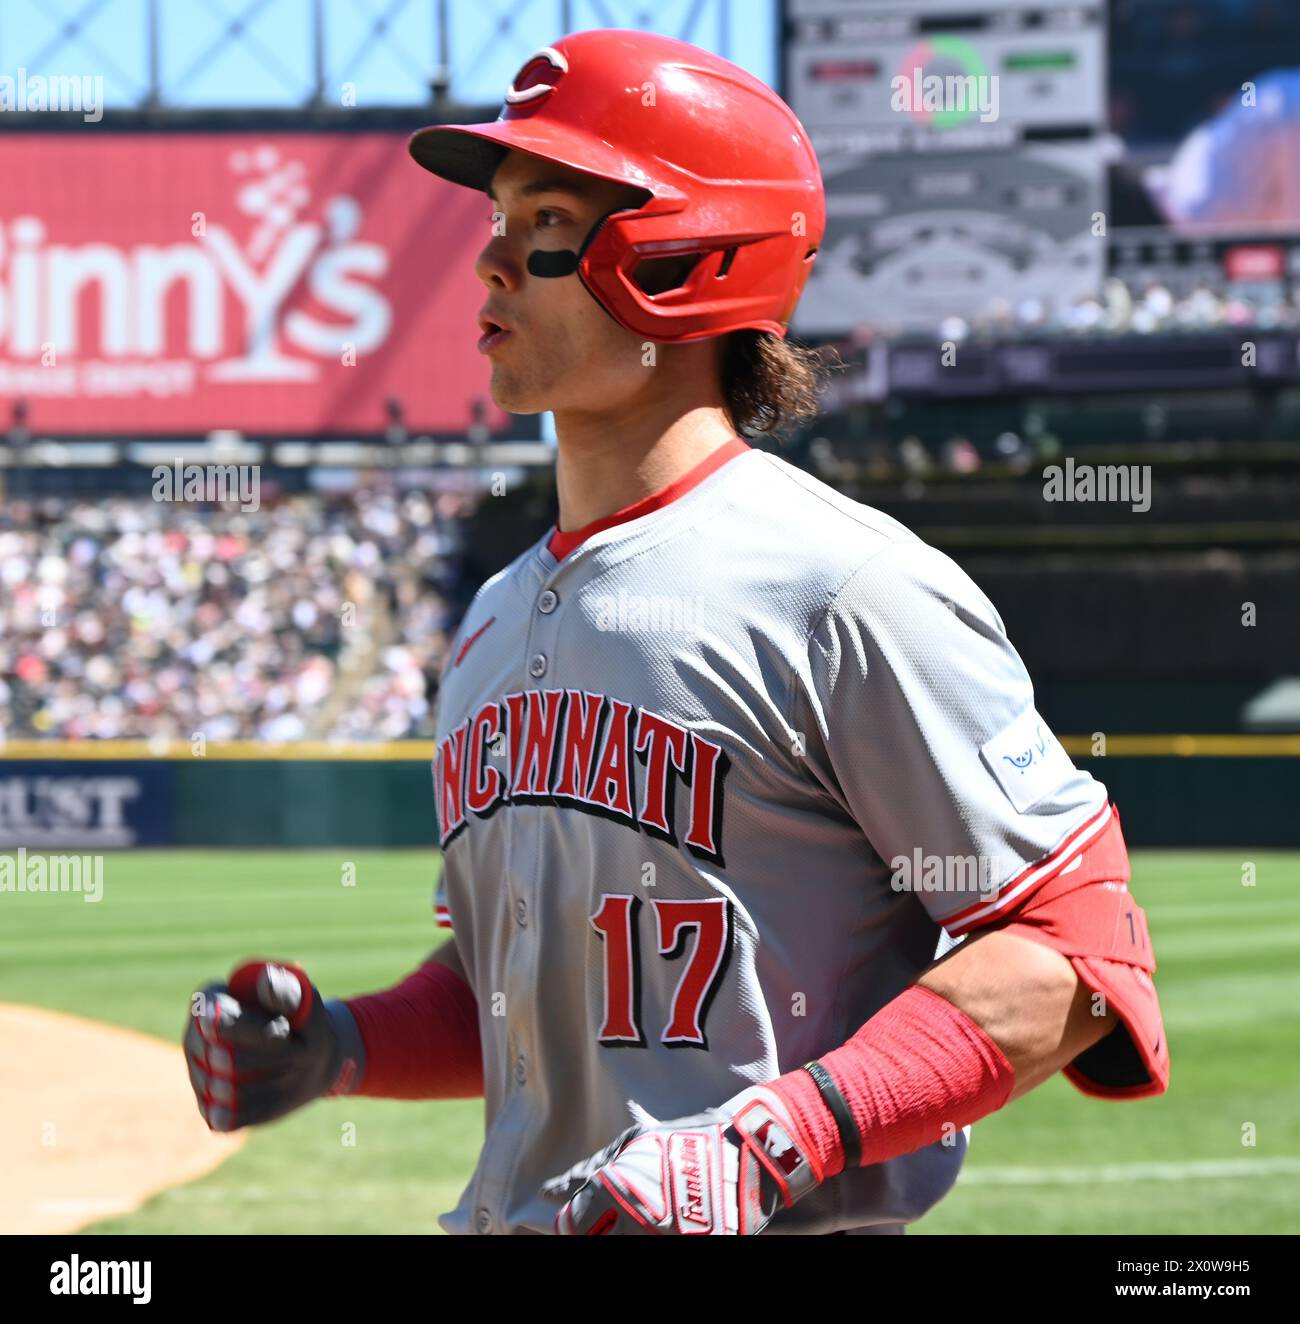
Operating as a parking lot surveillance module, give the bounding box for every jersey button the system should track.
[528,653,547,679]
[515,898,528,927]
[476,1208,493,1234]
[514,1054,527,1085]
[537,589,558,614]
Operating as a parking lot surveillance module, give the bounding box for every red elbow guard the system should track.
[770,806,1168,1177]
[986,804,1169,1100]
[994,868,1170,1099]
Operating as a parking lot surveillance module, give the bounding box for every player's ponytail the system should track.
[721,329,833,443]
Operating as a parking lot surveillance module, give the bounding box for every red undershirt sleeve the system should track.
[344,960,484,1100]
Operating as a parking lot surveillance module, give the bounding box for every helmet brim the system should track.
[408,118,663,198]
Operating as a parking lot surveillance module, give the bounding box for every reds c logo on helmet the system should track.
[504,47,569,105]
[408,28,826,344]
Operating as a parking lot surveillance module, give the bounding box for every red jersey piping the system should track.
[546,436,751,561]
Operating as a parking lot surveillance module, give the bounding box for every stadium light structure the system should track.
[468,398,490,448]
[7,399,33,450]
[384,396,409,448]
[3,0,742,111]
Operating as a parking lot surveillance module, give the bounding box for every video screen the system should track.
[787,0,1300,341]
[1111,0,1300,232]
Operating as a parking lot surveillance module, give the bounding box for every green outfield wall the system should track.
[0,739,1297,848]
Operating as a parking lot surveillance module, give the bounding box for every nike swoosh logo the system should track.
[454,615,496,668]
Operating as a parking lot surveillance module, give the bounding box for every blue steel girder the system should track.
[330,0,427,99]
[0,0,738,109]
[171,0,307,103]
[16,0,145,102]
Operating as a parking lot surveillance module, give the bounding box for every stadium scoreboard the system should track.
[784,0,1108,336]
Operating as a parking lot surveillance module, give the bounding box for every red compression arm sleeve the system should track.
[769,983,1016,1179]
[344,960,484,1100]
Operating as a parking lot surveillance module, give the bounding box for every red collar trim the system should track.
[546,437,750,561]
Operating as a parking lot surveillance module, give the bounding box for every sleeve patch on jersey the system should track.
[980,708,1076,814]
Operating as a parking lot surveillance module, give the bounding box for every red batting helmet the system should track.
[408,28,825,343]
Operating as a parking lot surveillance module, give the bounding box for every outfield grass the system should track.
[1,848,1296,1234]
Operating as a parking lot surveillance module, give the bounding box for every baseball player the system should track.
[184,29,1169,1236]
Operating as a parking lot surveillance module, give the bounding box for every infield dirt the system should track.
[0,1003,244,1234]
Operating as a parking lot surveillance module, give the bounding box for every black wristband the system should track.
[324,998,366,1096]
[802,1060,861,1168]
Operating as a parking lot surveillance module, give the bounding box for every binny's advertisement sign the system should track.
[0,134,501,436]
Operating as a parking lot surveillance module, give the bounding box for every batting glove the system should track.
[182,959,364,1132]
[541,1084,824,1235]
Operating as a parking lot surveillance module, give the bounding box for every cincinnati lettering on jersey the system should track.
[435,689,730,864]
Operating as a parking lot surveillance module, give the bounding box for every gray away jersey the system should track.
[429,445,1109,1235]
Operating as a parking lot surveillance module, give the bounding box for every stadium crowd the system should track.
[0,490,472,744]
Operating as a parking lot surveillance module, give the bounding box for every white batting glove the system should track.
[540,1085,823,1235]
